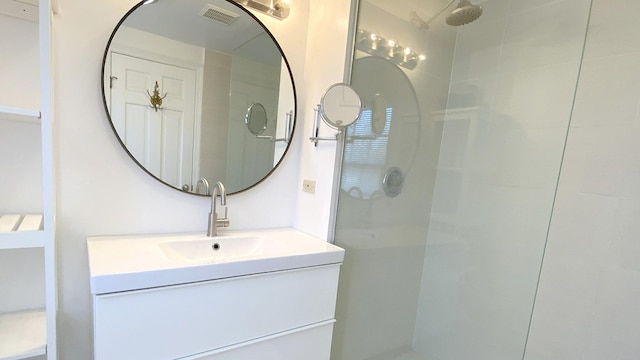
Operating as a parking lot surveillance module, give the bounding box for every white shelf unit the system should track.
[0,214,45,249]
[0,106,41,124]
[0,310,46,360]
[0,0,56,359]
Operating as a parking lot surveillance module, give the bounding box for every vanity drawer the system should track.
[184,320,335,360]
[93,264,340,360]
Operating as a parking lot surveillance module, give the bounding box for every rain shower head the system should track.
[446,0,483,26]
[411,0,482,30]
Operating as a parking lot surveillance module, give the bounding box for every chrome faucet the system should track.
[207,181,230,237]
[195,177,210,195]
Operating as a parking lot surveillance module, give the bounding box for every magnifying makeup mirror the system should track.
[310,83,362,146]
[246,102,293,143]
[245,103,268,135]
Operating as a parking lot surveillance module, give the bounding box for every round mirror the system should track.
[319,84,362,129]
[245,103,268,135]
[101,0,296,195]
[339,56,421,200]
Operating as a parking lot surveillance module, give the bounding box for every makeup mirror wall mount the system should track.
[101,0,296,195]
[309,83,362,146]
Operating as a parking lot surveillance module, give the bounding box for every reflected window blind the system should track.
[342,108,392,196]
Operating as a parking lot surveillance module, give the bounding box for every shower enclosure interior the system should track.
[331,0,593,359]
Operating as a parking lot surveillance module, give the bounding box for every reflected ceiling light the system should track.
[235,0,291,20]
[355,29,425,70]
[142,0,158,4]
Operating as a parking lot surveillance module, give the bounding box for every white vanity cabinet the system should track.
[93,265,340,360]
[89,229,345,360]
[0,1,57,359]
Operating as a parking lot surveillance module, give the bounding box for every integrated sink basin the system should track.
[160,235,274,261]
[88,228,345,295]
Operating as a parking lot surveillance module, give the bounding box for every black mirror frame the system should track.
[100,0,297,196]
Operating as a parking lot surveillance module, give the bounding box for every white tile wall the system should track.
[449,0,508,83]
[492,62,581,130]
[525,2,640,357]
[415,0,591,359]
[498,0,590,73]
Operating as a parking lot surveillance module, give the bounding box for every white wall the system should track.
[293,0,353,240]
[0,15,40,110]
[53,0,349,359]
[525,0,640,358]
[0,15,43,213]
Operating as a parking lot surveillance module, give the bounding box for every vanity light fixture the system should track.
[234,0,291,20]
[355,29,426,70]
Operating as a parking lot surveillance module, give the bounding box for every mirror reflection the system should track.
[340,56,420,199]
[245,103,268,135]
[102,0,296,195]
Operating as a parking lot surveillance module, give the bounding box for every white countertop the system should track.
[88,228,345,295]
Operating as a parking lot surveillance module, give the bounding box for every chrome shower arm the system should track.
[411,0,457,30]
[422,0,457,28]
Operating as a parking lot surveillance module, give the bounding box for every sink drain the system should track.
[212,243,220,251]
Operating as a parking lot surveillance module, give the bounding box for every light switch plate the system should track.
[302,179,316,194]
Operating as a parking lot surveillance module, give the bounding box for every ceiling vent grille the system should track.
[199,4,240,25]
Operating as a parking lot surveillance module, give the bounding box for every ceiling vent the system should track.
[199,4,240,25]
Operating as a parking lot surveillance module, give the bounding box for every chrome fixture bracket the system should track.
[256,111,294,143]
[309,105,341,146]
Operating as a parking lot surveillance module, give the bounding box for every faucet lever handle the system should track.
[217,207,230,228]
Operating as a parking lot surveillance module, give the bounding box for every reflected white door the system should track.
[110,52,197,190]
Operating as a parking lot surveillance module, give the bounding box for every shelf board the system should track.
[0,1,38,22]
[0,215,44,250]
[0,310,46,360]
[0,106,41,124]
